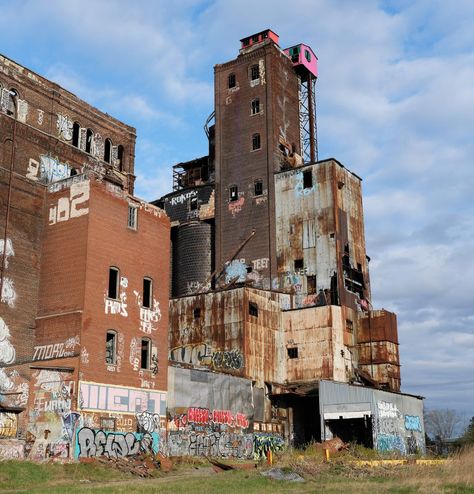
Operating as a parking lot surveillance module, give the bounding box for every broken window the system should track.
[85,128,93,153]
[72,122,80,147]
[141,338,151,369]
[250,64,259,81]
[287,347,298,359]
[249,302,258,317]
[143,277,152,309]
[190,197,198,211]
[229,185,238,202]
[251,98,260,115]
[105,330,117,364]
[108,267,119,299]
[303,170,313,188]
[4,88,17,116]
[346,319,353,333]
[294,259,304,270]
[252,133,261,150]
[193,307,201,319]
[228,73,236,88]
[305,49,311,62]
[307,275,316,294]
[128,205,138,230]
[252,35,259,43]
[254,179,263,196]
[104,138,112,163]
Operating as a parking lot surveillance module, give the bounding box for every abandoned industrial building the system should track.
[0,29,425,461]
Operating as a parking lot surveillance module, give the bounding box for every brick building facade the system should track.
[0,54,169,460]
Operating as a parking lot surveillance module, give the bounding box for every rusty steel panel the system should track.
[358,310,399,344]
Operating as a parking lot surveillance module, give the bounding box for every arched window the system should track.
[85,128,93,153]
[252,133,261,151]
[143,277,153,308]
[105,330,117,364]
[117,145,124,171]
[72,122,80,147]
[108,266,119,299]
[2,88,18,117]
[104,138,112,163]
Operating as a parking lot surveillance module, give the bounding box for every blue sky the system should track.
[1,0,473,421]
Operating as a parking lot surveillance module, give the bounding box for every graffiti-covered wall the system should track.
[319,380,425,455]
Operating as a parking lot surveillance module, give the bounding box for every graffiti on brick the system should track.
[49,180,89,225]
[75,428,158,458]
[33,336,80,361]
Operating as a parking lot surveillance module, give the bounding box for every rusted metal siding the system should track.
[282,305,349,383]
[274,159,371,312]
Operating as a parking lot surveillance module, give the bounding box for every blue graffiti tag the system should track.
[377,434,406,454]
[404,415,422,432]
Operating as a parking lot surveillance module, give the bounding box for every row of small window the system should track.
[108,267,153,308]
[106,330,152,369]
[70,122,124,166]
[229,179,263,202]
[228,64,260,89]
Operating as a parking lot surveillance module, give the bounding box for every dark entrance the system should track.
[325,415,373,448]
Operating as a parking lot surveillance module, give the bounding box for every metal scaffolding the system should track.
[298,74,318,163]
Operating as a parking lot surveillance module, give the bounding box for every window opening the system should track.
[229,185,238,202]
[294,259,304,270]
[287,347,298,359]
[108,267,119,299]
[250,64,259,81]
[143,278,152,309]
[128,205,138,229]
[305,49,311,62]
[307,275,316,294]
[85,128,93,153]
[141,339,151,369]
[243,38,250,47]
[190,197,198,210]
[5,88,17,116]
[104,138,112,163]
[251,98,260,115]
[254,179,263,196]
[72,122,80,147]
[303,170,313,188]
[193,307,201,319]
[228,73,236,88]
[105,331,117,364]
[117,145,124,170]
[249,302,258,317]
[252,35,259,43]
[346,320,353,333]
[252,133,261,150]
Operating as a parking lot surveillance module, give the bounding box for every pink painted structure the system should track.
[284,44,318,78]
[240,29,279,50]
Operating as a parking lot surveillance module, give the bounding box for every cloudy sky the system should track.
[1,1,473,420]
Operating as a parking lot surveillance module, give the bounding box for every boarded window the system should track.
[108,267,119,299]
[302,220,316,248]
[105,330,117,364]
[143,278,152,308]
